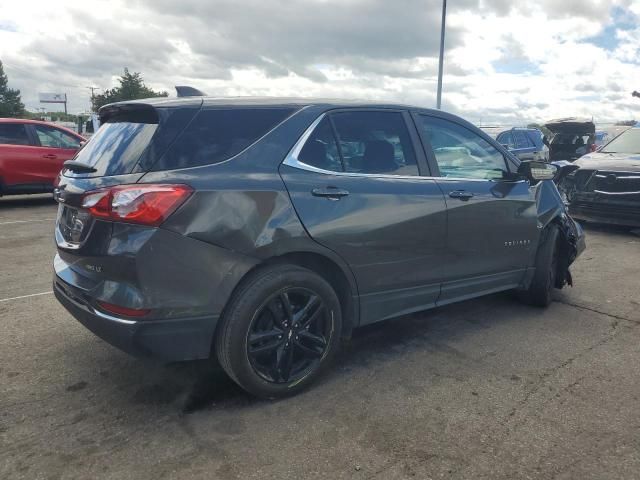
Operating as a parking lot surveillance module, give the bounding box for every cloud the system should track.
[0,0,639,124]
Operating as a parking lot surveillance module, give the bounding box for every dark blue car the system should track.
[496,128,549,162]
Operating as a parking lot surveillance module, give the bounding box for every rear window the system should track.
[67,106,199,177]
[152,108,295,171]
[0,123,30,146]
[71,121,158,177]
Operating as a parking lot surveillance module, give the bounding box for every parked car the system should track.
[544,118,596,161]
[53,97,585,398]
[0,119,85,196]
[563,126,640,227]
[495,127,549,162]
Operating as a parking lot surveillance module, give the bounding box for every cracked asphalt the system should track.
[1,194,640,480]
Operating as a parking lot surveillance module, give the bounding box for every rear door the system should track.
[280,109,447,325]
[413,113,538,304]
[497,130,535,161]
[512,130,535,161]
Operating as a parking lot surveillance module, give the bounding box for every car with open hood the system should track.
[52,95,585,398]
[545,118,596,162]
[563,126,640,227]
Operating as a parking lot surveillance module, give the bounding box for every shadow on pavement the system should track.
[0,194,56,209]
[580,221,639,238]
[172,292,519,413]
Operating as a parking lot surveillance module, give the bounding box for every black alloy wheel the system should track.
[215,264,342,398]
[247,288,331,384]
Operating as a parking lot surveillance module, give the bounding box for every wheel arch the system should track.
[218,249,360,342]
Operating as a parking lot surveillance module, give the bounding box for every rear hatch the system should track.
[54,100,202,248]
[54,98,299,292]
[545,118,596,162]
[54,98,299,319]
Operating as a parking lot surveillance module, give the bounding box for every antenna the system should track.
[175,86,208,97]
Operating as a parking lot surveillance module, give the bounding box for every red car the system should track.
[0,118,85,196]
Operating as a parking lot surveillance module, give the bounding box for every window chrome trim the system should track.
[282,113,527,183]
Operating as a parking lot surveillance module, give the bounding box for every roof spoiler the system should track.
[175,86,208,97]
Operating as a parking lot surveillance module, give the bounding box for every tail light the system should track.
[81,184,193,227]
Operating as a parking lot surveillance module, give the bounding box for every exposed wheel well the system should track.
[264,252,357,339]
[220,252,357,340]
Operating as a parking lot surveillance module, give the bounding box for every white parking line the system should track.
[0,291,53,303]
[0,219,55,225]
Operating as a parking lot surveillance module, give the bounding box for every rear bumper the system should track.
[54,277,218,361]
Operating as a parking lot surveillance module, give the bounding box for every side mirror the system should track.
[517,160,558,182]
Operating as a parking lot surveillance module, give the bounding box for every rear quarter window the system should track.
[153,107,296,171]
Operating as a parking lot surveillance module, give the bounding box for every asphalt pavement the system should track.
[1,194,639,479]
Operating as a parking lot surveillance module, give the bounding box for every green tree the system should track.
[0,60,25,117]
[92,68,168,111]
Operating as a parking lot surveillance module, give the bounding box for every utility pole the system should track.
[436,0,447,110]
[86,86,100,111]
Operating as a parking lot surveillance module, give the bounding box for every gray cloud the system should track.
[133,0,473,79]
[1,0,637,123]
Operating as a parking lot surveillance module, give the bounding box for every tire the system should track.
[518,224,560,307]
[215,264,342,399]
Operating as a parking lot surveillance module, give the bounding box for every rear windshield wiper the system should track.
[63,160,97,173]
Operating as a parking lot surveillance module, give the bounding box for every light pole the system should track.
[436,0,447,109]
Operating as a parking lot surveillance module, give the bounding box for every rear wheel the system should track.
[518,224,560,307]
[215,265,342,399]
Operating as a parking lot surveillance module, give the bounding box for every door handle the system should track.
[449,190,474,201]
[42,154,58,159]
[311,187,350,200]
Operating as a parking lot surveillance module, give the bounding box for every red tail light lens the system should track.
[81,184,193,226]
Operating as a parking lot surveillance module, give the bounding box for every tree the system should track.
[0,60,25,118]
[92,68,168,111]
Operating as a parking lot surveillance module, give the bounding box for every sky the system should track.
[1,0,639,125]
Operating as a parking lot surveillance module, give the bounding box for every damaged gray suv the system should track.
[53,97,585,398]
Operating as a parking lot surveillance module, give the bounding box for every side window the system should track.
[34,125,81,149]
[298,117,342,172]
[0,123,30,146]
[497,131,515,149]
[157,108,295,171]
[331,111,418,176]
[513,131,530,149]
[418,115,509,180]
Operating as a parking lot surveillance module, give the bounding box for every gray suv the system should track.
[53,97,585,398]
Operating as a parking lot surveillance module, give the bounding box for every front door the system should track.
[414,113,539,304]
[28,123,82,185]
[280,110,447,325]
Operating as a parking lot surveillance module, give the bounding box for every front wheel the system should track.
[518,224,560,307]
[215,264,342,399]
